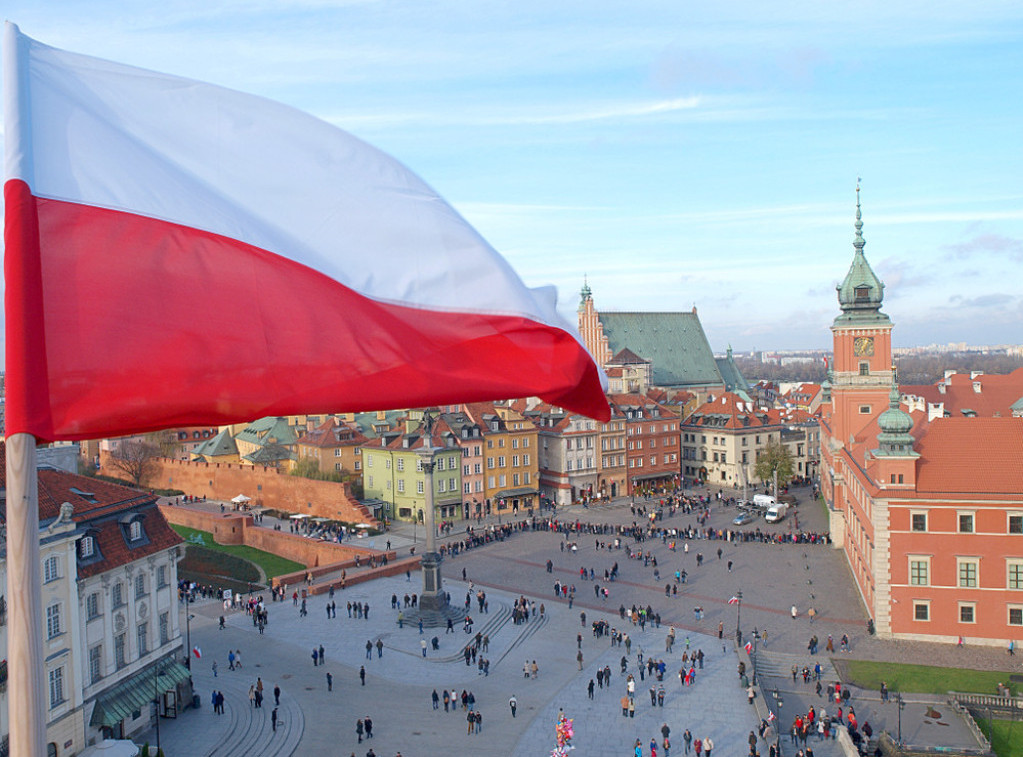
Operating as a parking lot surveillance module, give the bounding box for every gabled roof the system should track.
[902,368,1023,419]
[914,418,1023,494]
[242,442,296,465]
[683,392,774,430]
[191,427,238,458]
[296,417,369,448]
[236,416,297,447]
[609,347,649,366]
[597,311,723,389]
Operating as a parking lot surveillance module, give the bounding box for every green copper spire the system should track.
[578,275,592,312]
[875,374,916,456]
[834,181,891,326]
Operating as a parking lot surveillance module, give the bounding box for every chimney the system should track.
[938,383,946,395]
[944,369,956,380]
[972,381,982,394]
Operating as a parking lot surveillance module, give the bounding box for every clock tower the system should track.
[829,185,893,445]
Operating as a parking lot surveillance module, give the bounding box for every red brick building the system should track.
[820,191,1023,646]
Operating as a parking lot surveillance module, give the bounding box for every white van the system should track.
[765,503,789,523]
[752,494,776,510]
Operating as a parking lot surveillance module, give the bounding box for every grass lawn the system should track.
[837,659,1021,697]
[975,718,1023,757]
[171,525,305,580]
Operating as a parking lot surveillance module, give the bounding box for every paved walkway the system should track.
[145,483,1018,755]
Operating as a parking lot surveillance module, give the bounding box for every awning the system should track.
[494,487,538,498]
[90,661,190,728]
[631,472,673,482]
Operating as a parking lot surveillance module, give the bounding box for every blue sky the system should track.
[5,1,1023,351]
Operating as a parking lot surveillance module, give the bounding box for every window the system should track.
[89,645,103,684]
[437,479,445,493]
[523,438,530,448]
[44,556,59,583]
[334,448,341,457]
[137,622,148,655]
[115,633,126,668]
[46,603,62,639]
[385,459,391,470]
[909,559,929,586]
[48,667,65,709]
[959,603,976,624]
[135,573,146,599]
[385,480,391,490]
[396,458,404,472]
[449,478,456,492]
[959,513,975,533]
[354,460,361,471]
[448,457,456,471]
[1010,514,1023,534]
[129,520,142,541]
[913,601,930,621]
[859,362,869,376]
[367,456,374,468]
[86,592,100,620]
[958,558,978,588]
[499,475,507,487]
[498,457,505,468]
[523,454,530,466]
[512,438,519,449]
[911,512,927,532]
[1008,561,1023,590]
[397,479,405,493]
[80,536,95,558]
[157,565,167,588]
[859,405,871,415]
[1010,606,1023,626]
[463,464,470,476]
[487,457,495,469]
[159,612,169,645]
[513,474,520,486]
[335,463,342,471]
[512,455,519,467]
[367,475,374,488]
[473,463,482,475]
[112,582,124,607]
[417,480,424,494]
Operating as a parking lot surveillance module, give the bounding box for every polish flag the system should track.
[3,24,609,442]
[744,641,752,654]
[192,647,202,659]
[727,596,740,605]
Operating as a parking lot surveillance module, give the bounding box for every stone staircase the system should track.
[754,650,839,684]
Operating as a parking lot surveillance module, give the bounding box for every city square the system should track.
[140,487,1001,756]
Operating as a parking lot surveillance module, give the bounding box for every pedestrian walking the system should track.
[359,666,366,685]
[274,683,281,705]
[509,695,517,717]
[326,672,333,691]
[364,716,373,739]
[356,718,364,743]
[271,707,278,732]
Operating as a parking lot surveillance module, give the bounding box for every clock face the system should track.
[854,336,875,357]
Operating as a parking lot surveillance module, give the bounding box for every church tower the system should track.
[577,277,612,365]
[829,185,894,445]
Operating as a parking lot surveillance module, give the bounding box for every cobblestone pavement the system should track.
[144,483,1021,755]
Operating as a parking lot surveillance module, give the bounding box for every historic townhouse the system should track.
[294,416,368,479]
[461,403,540,514]
[1,452,186,754]
[820,191,1023,645]
[435,410,486,519]
[607,394,682,495]
[360,419,462,524]
[681,393,818,488]
[530,406,600,507]
[597,405,628,501]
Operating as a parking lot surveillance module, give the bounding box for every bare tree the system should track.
[107,439,161,487]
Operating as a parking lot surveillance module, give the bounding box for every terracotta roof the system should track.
[914,418,1023,494]
[608,347,649,365]
[296,417,369,448]
[902,368,1023,419]
[28,466,181,579]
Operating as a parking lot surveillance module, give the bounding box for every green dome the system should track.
[875,382,915,456]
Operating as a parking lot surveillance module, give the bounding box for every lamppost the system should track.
[735,590,743,645]
[183,594,194,670]
[152,659,163,752]
[896,691,905,744]
[751,627,760,685]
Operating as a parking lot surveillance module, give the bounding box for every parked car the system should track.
[732,512,755,526]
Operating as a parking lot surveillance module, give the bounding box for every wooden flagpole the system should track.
[6,433,46,755]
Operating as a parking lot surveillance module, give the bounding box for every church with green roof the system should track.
[577,280,749,398]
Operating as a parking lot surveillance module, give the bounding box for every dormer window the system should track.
[129,521,142,541]
[80,536,95,558]
[855,285,870,301]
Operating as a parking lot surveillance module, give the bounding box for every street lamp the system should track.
[183,594,193,669]
[896,691,905,744]
[735,590,743,645]
[152,659,163,752]
[751,627,759,685]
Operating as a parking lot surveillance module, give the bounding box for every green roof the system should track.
[715,348,751,394]
[236,416,297,447]
[598,311,723,389]
[191,428,237,458]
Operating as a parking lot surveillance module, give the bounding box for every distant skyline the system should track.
[3,2,1022,354]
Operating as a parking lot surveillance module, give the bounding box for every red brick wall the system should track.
[102,454,375,524]
[160,504,381,568]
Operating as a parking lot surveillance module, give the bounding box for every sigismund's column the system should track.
[416,415,448,615]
